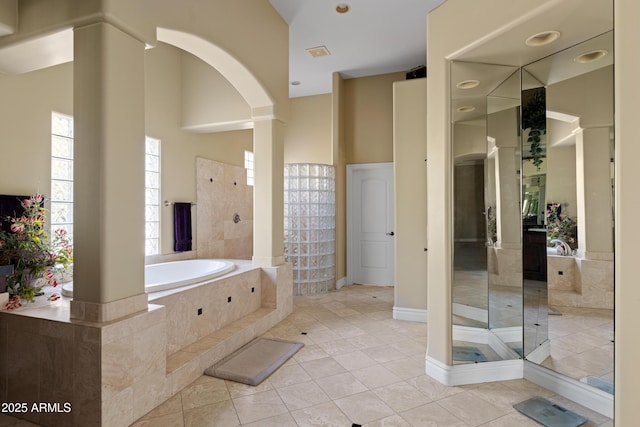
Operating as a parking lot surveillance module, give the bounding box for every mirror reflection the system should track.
[523,31,614,392]
[450,30,614,393]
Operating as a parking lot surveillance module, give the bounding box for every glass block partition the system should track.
[284,164,336,295]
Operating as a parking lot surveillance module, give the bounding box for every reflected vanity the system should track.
[450,30,614,405]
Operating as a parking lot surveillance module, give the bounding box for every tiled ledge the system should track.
[165,307,279,395]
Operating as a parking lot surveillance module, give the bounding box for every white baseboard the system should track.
[393,306,428,322]
[524,361,613,419]
[426,355,523,386]
[336,276,347,289]
[524,340,550,364]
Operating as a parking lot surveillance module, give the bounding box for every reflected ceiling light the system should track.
[525,30,561,47]
[574,49,608,63]
[456,79,480,89]
[336,3,350,14]
[456,106,475,113]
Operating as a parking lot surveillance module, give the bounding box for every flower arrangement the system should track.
[545,202,578,250]
[0,194,73,308]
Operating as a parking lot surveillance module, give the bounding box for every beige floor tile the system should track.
[290,401,353,427]
[351,364,403,389]
[334,391,395,424]
[399,402,467,426]
[333,350,378,371]
[183,400,239,427]
[363,414,412,427]
[276,380,331,411]
[299,356,347,379]
[437,391,508,426]
[225,379,273,399]
[242,412,299,427]
[130,411,185,427]
[135,393,183,421]
[267,362,312,388]
[479,412,541,426]
[317,337,359,355]
[362,344,406,363]
[232,390,288,425]
[373,381,433,412]
[315,372,369,399]
[180,376,230,410]
[382,357,426,380]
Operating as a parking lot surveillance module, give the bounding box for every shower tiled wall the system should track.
[196,157,253,259]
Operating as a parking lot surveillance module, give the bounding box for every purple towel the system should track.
[173,203,192,252]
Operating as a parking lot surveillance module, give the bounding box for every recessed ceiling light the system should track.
[306,46,331,58]
[525,30,561,47]
[336,3,350,14]
[457,106,475,113]
[291,81,301,86]
[574,49,608,63]
[456,79,480,89]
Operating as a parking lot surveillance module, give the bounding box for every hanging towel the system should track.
[173,203,193,252]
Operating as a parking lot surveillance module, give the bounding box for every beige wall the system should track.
[180,50,252,131]
[393,79,428,313]
[0,62,73,195]
[0,42,252,256]
[345,72,405,164]
[284,94,332,164]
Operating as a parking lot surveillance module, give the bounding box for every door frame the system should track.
[346,162,395,286]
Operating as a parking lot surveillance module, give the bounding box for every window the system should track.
[244,150,254,186]
[145,137,161,255]
[51,112,74,246]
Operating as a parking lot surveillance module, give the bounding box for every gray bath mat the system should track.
[514,396,587,427]
[205,337,304,386]
[452,346,488,362]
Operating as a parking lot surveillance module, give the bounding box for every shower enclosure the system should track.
[284,163,336,295]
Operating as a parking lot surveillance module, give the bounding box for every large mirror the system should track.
[523,31,614,393]
[451,29,614,397]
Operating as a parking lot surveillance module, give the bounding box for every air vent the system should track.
[306,46,331,58]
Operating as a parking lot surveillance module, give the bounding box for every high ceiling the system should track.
[269,0,446,98]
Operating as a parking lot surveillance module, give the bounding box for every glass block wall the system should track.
[284,164,336,295]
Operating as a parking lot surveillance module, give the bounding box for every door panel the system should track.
[348,163,395,285]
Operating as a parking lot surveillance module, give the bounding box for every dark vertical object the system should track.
[173,202,192,252]
[0,195,30,233]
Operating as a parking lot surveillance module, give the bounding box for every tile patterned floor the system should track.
[130,284,613,427]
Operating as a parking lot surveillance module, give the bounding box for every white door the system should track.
[347,163,395,286]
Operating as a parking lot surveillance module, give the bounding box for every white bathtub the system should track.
[60,259,236,297]
[145,259,235,292]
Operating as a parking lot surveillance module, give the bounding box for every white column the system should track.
[71,22,146,318]
[575,127,614,259]
[252,118,285,267]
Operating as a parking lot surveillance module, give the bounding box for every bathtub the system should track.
[145,259,235,292]
[60,259,236,297]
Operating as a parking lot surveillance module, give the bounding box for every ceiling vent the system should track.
[306,46,331,58]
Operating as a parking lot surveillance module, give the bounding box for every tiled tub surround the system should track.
[148,260,261,357]
[548,255,613,309]
[196,157,253,260]
[0,261,293,427]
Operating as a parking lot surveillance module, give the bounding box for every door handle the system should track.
[386,231,395,236]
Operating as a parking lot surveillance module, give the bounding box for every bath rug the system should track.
[205,337,304,386]
[514,396,587,427]
[452,346,488,362]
